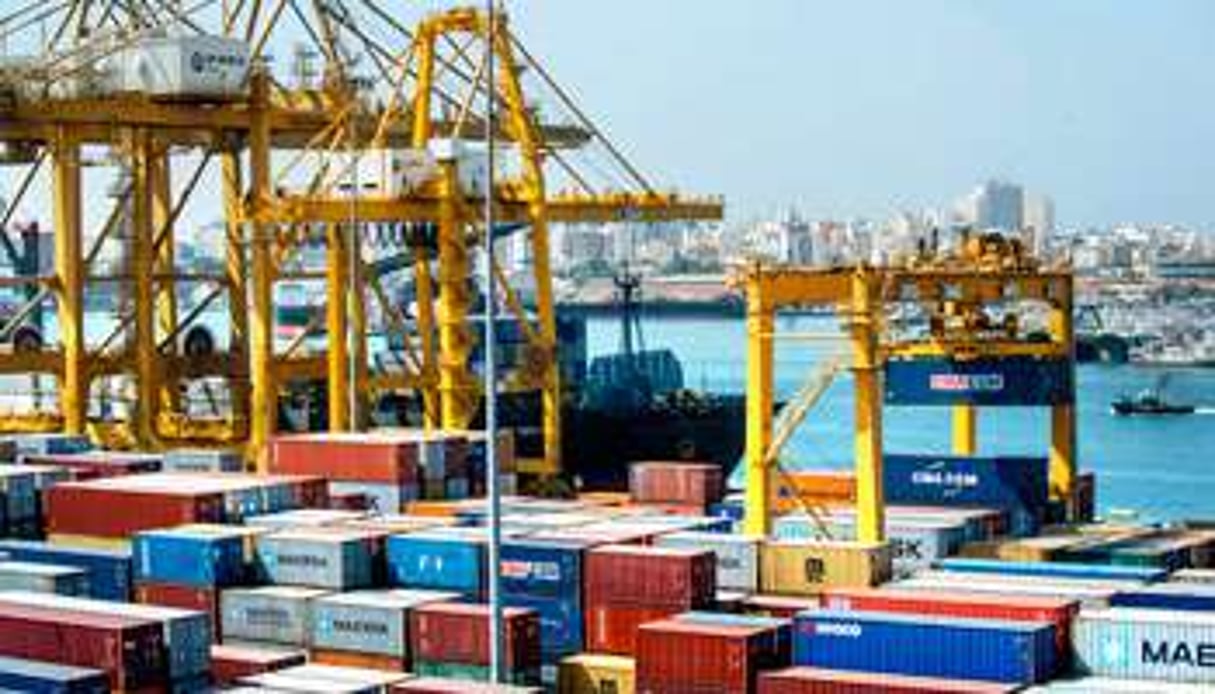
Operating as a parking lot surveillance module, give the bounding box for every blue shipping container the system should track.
[0,655,108,693]
[884,356,1073,406]
[386,532,485,596]
[133,527,247,588]
[1110,583,1215,612]
[0,540,131,601]
[500,538,588,661]
[884,454,1048,523]
[936,558,1166,583]
[793,609,1057,685]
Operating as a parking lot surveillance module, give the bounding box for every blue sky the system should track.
[509,1,1215,226]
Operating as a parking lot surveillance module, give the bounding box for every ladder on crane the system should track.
[763,356,845,540]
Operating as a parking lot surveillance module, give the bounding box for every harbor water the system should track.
[587,314,1215,522]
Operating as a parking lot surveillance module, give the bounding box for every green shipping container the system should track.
[414,660,540,686]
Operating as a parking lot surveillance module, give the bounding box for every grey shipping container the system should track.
[255,530,380,590]
[221,586,330,646]
[163,449,245,473]
[1028,675,1214,692]
[655,531,760,592]
[0,561,89,595]
[775,514,965,574]
[1074,607,1215,683]
[246,509,367,529]
[242,663,408,692]
[311,589,459,658]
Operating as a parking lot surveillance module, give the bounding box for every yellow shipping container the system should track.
[47,534,131,552]
[760,539,891,595]
[558,654,635,694]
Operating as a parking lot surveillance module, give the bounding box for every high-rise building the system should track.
[1023,193,1055,257]
[971,180,1024,231]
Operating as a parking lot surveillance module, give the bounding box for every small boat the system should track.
[1111,375,1195,416]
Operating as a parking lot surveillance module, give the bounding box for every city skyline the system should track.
[512,1,1215,228]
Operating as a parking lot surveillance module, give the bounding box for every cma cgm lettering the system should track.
[501,560,562,582]
[910,470,980,489]
[885,357,1072,406]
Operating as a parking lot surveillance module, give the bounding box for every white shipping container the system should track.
[655,531,760,592]
[775,515,964,575]
[108,35,249,99]
[1074,607,1215,683]
[1028,675,1214,692]
[891,576,1117,607]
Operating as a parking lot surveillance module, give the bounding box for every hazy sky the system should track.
[507,1,1215,227]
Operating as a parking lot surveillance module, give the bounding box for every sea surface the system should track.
[588,314,1215,522]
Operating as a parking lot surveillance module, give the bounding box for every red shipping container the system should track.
[136,581,221,642]
[816,587,1079,670]
[45,483,225,538]
[271,433,420,483]
[0,600,166,691]
[410,602,540,672]
[586,545,717,608]
[211,643,307,685]
[637,617,791,694]
[630,462,723,506]
[758,667,1019,694]
[585,603,678,656]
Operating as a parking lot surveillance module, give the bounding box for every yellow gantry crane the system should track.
[0,1,722,474]
[732,232,1077,539]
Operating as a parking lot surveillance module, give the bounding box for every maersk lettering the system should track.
[1142,640,1215,667]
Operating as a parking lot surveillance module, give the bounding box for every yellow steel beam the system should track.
[248,69,276,470]
[1049,273,1077,516]
[434,162,475,429]
[51,127,86,435]
[951,405,977,456]
[851,271,885,544]
[742,285,775,537]
[130,129,160,448]
[222,148,250,429]
[325,222,350,431]
[266,192,723,225]
[150,138,181,419]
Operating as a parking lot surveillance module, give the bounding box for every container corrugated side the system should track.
[501,538,588,662]
[792,609,1056,685]
[761,540,892,594]
[1110,583,1215,612]
[1073,607,1215,683]
[387,532,486,596]
[655,531,760,592]
[133,524,248,587]
[0,654,109,693]
[1026,675,1215,692]
[312,589,458,660]
[0,590,212,681]
[254,529,380,590]
[0,540,131,600]
[0,560,89,595]
[558,653,635,694]
[936,558,1166,583]
[221,586,329,646]
[759,666,1020,693]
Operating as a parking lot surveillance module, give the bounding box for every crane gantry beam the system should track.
[0,3,724,477]
[732,233,1077,540]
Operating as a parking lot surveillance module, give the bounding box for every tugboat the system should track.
[1111,375,1195,416]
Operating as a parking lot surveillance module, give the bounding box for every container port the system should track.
[0,1,1211,693]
